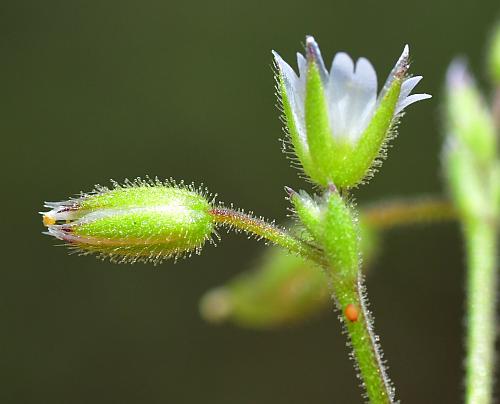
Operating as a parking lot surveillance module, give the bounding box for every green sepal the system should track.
[289,190,324,238]
[278,74,314,178]
[304,63,335,186]
[335,77,402,188]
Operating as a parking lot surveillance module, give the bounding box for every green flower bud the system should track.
[41,179,215,264]
[200,247,328,329]
[488,23,500,84]
[289,187,359,280]
[274,36,431,189]
[446,60,497,165]
[286,186,324,238]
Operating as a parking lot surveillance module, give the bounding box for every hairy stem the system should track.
[333,275,393,404]
[209,207,325,265]
[211,202,395,403]
[320,191,393,403]
[465,219,497,404]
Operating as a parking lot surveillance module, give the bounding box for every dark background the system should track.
[2,1,499,403]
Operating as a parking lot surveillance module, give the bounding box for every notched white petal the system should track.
[354,57,378,95]
[330,52,355,84]
[328,53,378,141]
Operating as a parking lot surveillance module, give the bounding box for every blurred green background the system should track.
[2,0,499,403]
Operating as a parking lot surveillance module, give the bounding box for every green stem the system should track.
[320,191,393,403]
[211,203,394,402]
[333,276,393,404]
[492,86,500,128]
[209,207,325,265]
[465,219,497,404]
[362,197,456,229]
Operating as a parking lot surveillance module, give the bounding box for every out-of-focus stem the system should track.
[465,219,497,404]
[362,197,455,229]
[493,86,500,128]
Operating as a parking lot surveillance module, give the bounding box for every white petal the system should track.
[395,93,432,114]
[296,52,307,78]
[330,52,355,91]
[345,58,378,141]
[355,57,378,95]
[328,52,354,139]
[328,53,378,141]
[400,76,423,100]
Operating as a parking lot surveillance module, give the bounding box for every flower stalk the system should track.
[209,206,326,265]
[464,220,497,404]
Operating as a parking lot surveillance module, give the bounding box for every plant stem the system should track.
[465,219,497,404]
[211,203,394,402]
[493,86,500,128]
[333,275,393,404]
[319,191,394,403]
[362,197,455,229]
[209,207,326,265]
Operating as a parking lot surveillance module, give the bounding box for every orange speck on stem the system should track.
[345,304,359,322]
[43,215,56,226]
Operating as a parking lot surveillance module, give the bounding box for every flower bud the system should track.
[41,179,215,264]
[286,186,324,238]
[446,60,497,165]
[199,247,328,329]
[274,36,431,188]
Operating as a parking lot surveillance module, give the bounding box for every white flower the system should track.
[273,36,431,144]
[273,36,431,188]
